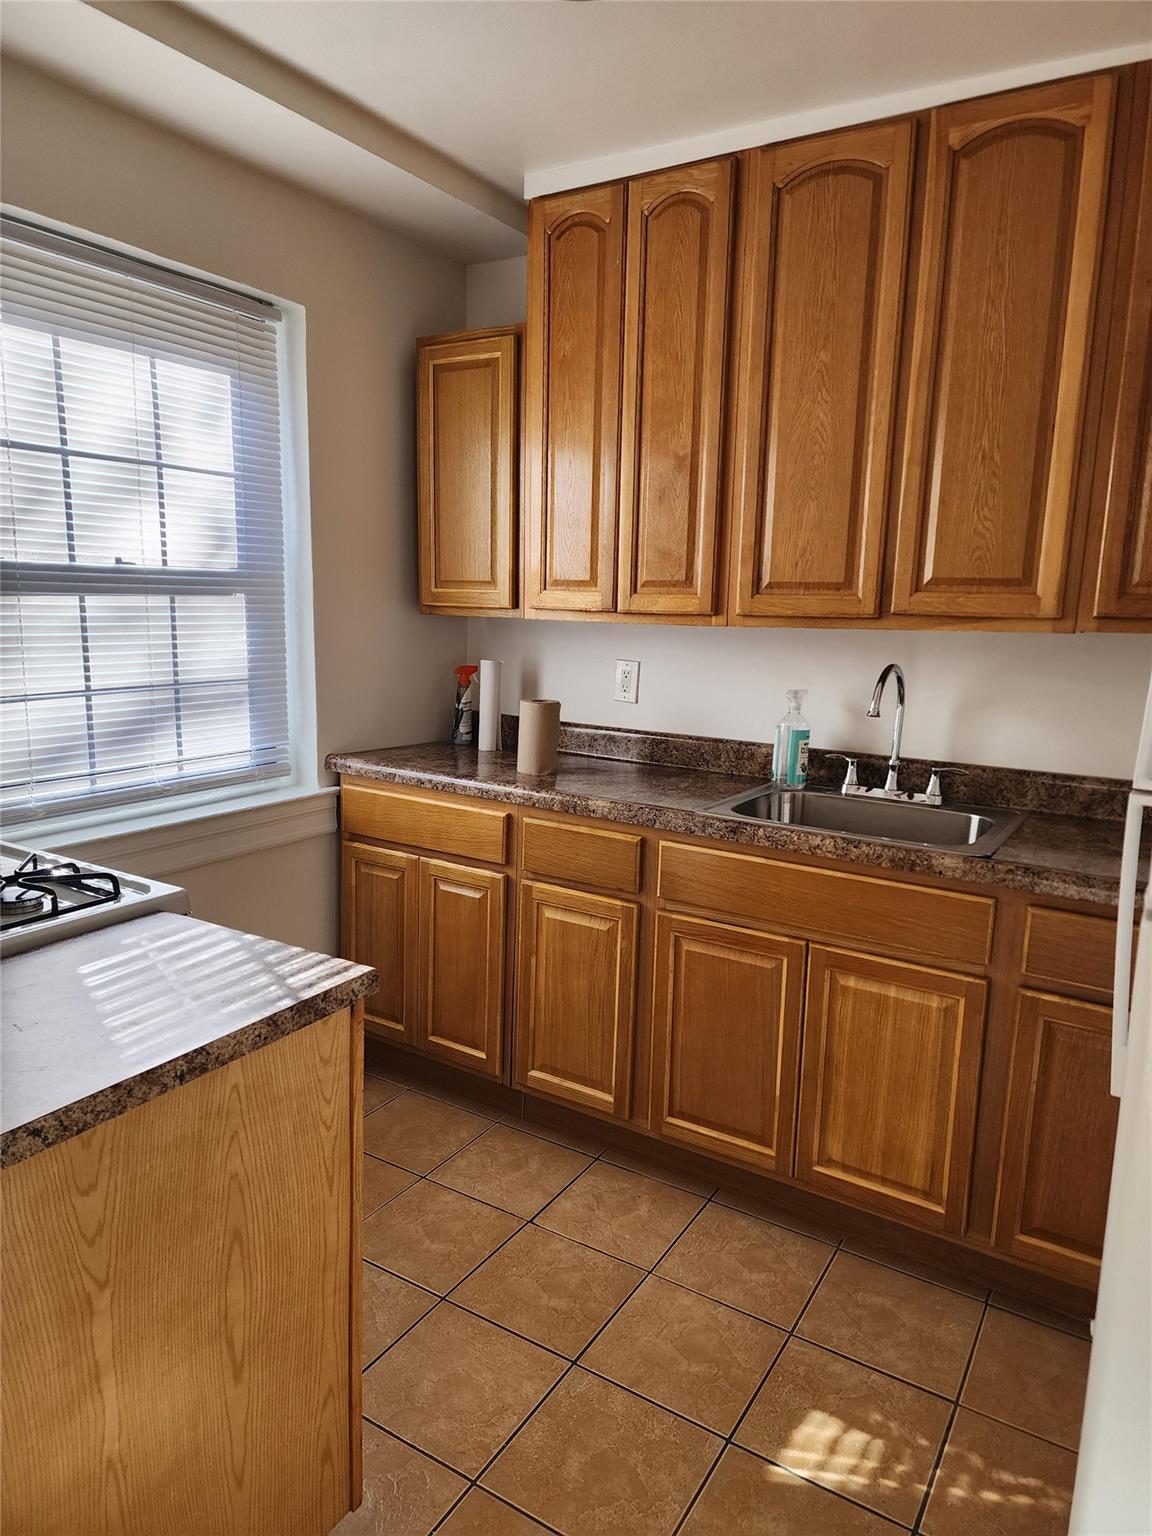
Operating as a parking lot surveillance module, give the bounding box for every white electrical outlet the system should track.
[614,658,640,704]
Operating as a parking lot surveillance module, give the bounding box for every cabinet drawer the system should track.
[341,784,509,863]
[657,841,994,967]
[521,816,642,892]
[1022,907,1116,996]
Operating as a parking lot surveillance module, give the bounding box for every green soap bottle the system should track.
[773,688,810,787]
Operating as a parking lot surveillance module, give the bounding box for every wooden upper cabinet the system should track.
[796,946,987,1232]
[417,858,506,1078]
[525,184,626,611]
[618,160,734,615]
[995,990,1120,1286]
[730,123,913,619]
[1082,69,1152,626]
[515,881,637,1117]
[341,841,418,1044]
[651,913,804,1172]
[892,75,1115,621]
[417,329,518,612]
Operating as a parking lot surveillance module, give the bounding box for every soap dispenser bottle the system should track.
[773,689,810,787]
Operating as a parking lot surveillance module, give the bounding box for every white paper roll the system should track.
[478,659,502,753]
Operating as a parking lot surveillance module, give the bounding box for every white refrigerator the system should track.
[1070,680,1152,1535]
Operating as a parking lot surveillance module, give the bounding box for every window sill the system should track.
[13,785,338,879]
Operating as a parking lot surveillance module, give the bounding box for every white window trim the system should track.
[2,207,320,855]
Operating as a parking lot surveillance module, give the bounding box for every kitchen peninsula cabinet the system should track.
[729,121,913,620]
[890,74,1114,622]
[417,327,519,614]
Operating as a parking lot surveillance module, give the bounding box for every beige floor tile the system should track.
[483,1368,720,1535]
[362,1304,566,1478]
[364,1074,408,1114]
[582,1275,786,1433]
[989,1291,1092,1341]
[736,1336,952,1526]
[921,1408,1077,1536]
[332,1421,465,1535]
[798,1252,982,1396]
[362,1181,522,1293]
[499,1110,609,1156]
[452,1223,644,1356]
[362,1092,494,1174]
[713,1187,844,1244]
[536,1162,706,1267]
[362,1264,436,1366]
[841,1238,988,1300]
[600,1145,718,1197]
[431,1125,592,1217]
[437,1488,550,1533]
[656,1204,833,1326]
[680,1446,898,1536]
[363,1155,417,1217]
[961,1308,1090,1450]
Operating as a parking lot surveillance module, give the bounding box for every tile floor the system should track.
[339,1068,1092,1536]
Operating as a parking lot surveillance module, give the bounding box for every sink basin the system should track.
[704,786,1026,857]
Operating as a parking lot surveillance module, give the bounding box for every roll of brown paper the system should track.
[516,699,561,775]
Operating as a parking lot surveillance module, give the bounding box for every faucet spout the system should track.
[867,663,906,796]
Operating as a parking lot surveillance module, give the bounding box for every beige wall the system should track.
[465,258,1151,778]
[2,58,470,951]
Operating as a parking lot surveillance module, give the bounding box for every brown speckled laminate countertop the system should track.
[327,740,1139,907]
[1,912,378,1168]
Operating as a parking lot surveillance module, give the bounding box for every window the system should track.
[0,217,293,824]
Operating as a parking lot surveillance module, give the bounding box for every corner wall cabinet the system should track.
[416,61,1152,631]
[339,780,1122,1294]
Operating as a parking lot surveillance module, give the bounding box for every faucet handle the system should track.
[924,766,967,805]
[827,753,862,794]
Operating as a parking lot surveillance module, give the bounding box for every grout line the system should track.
[941,1403,1083,1458]
[911,1294,989,1534]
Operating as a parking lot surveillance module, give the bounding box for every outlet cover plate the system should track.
[614,658,640,704]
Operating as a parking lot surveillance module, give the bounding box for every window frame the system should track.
[1,211,317,842]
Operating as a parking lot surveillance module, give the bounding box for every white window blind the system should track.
[0,217,292,823]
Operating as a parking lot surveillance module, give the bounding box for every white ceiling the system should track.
[3,0,1150,258]
[188,0,1152,194]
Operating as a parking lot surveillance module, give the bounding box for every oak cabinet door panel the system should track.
[892,75,1114,619]
[341,842,418,1044]
[796,947,986,1231]
[515,881,637,1116]
[526,185,626,611]
[618,159,734,615]
[651,913,805,1172]
[418,859,505,1078]
[731,122,912,618]
[994,990,1119,1286]
[417,330,518,611]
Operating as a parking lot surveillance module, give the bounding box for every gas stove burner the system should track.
[0,882,48,917]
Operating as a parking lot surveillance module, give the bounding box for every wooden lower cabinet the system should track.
[994,990,1120,1286]
[341,841,418,1043]
[651,913,805,1172]
[515,881,638,1115]
[418,858,505,1078]
[796,946,987,1232]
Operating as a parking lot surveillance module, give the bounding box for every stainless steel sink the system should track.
[704,786,1026,857]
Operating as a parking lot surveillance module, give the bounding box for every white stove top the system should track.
[0,843,189,956]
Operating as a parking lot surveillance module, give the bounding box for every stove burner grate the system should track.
[0,852,122,931]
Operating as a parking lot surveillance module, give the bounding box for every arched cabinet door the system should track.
[891,74,1115,621]
[729,122,913,620]
[617,159,735,616]
[525,184,625,612]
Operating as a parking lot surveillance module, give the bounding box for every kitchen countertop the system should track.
[0,912,377,1169]
[327,740,1139,907]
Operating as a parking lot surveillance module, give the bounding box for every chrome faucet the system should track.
[867,663,906,797]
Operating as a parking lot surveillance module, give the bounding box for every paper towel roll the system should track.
[478,659,502,753]
[516,699,561,776]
